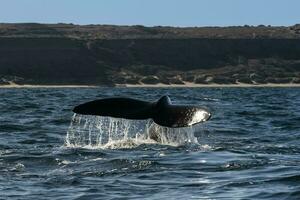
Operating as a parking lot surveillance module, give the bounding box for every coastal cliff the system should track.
[0,23,300,85]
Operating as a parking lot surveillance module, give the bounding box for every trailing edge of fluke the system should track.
[73,96,211,128]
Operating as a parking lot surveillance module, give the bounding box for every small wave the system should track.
[220,158,269,171]
[1,163,26,173]
[11,163,25,172]
[64,114,198,149]
[44,175,81,187]
[265,174,300,183]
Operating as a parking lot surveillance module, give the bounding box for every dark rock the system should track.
[168,78,184,85]
[249,73,267,84]
[113,76,127,84]
[292,78,300,83]
[266,77,292,83]
[194,75,211,84]
[125,78,140,84]
[182,74,195,82]
[160,79,171,85]
[213,76,236,84]
[140,76,160,84]
[237,77,253,84]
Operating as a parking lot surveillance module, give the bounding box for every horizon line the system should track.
[1,21,299,28]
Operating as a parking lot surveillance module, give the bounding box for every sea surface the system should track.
[0,87,300,199]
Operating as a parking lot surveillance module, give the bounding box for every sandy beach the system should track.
[0,85,98,88]
[121,82,300,88]
[1,82,300,88]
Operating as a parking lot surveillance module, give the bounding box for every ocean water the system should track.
[0,87,300,199]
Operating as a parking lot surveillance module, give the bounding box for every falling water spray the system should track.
[65,114,198,149]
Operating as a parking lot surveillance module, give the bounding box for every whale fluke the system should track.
[73,96,211,128]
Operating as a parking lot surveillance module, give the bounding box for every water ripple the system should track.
[0,88,300,199]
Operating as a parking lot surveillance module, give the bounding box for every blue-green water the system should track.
[0,88,300,199]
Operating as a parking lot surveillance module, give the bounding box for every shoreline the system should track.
[120,83,300,88]
[0,84,98,88]
[1,83,300,88]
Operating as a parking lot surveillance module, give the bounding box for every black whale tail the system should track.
[73,96,211,128]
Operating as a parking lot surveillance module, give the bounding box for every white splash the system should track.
[65,114,198,149]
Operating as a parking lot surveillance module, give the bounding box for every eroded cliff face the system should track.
[0,38,111,85]
[0,23,300,85]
